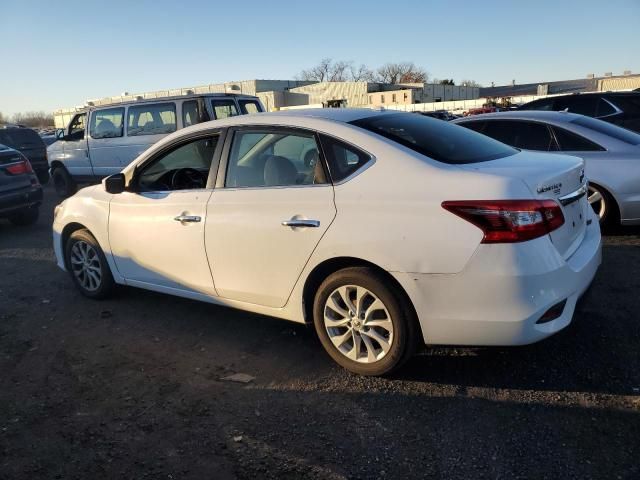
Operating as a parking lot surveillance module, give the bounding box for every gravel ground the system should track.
[1,187,639,479]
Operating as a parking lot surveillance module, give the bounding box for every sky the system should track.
[1,0,639,117]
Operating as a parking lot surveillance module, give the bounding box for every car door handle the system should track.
[174,215,201,223]
[281,219,320,228]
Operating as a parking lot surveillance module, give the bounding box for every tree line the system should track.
[296,58,481,87]
[0,111,54,128]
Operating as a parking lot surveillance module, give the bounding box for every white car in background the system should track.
[52,110,601,375]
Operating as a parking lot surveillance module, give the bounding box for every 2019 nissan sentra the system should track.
[52,109,601,375]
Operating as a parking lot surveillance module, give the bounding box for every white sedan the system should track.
[53,109,602,375]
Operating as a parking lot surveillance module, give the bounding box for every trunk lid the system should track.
[459,150,588,259]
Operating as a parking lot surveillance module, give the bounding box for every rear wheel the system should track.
[313,267,417,376]
[65,229,114,299]
[8,206,39,226]
[588,183,618,227]
[52,167,77,198]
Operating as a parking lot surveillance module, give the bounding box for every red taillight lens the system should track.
[5,159,33,175]
[442,200,565,243]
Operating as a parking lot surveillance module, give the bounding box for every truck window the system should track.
[127,103,177,136]
[239,99,262,114]
[182,100,200,127]
[90,108,124,139]
[211,99,238,119]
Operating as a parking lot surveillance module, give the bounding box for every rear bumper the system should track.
[393,214,602,346]
[0,185,43,216]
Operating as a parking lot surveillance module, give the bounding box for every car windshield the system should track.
[571,116,640,145]
[350,113,517,164]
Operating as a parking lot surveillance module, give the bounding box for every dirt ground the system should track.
[1,187,639,479]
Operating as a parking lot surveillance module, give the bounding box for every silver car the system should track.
[453,111,640,226]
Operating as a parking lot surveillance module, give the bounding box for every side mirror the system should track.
[104,173,126,194]
[56,129,66,140]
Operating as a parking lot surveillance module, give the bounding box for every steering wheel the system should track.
[170,168,206,190]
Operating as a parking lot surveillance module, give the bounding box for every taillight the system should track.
[5,159,34,175]
[442,200,565,243]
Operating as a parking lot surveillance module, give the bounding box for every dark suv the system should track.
[0,144,43,226]
[0,127,49,184]
[518,92,640,133]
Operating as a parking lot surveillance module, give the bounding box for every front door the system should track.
[61,113,92,178]
[206,127,336,308]
[109,135,220,296]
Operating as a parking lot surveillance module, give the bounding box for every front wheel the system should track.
[65,229,114,299]
[313,267,418,376]
[52,167,77,198]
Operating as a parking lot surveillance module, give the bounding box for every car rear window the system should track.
[350,113,517,164]
[571,116,640,145]
[0,129,45,149]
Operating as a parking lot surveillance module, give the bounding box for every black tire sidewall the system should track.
[313,267,414,376]
[52,168,76,198]
[65,229,114,299]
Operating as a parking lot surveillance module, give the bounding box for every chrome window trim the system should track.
[596,98,623,119]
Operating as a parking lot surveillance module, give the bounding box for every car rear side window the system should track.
[319,135,371,182]
[127,103,177,136]
[557,96,599,117]
[483,120,557,151]
[351,114,516,164]
[571,116,640,145]
[90,108,124,139]
[458,121,487,133]
[551,127,605,151]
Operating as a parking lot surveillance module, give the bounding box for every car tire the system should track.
[36,170,50,185]
[313,266,418,376]
[8,206,39,226]
[52,167,77,198]
[588,183,618,228]
[65,229,115,299]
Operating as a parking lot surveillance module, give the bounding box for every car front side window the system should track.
[225,129,327,188]
[135,136,219,192]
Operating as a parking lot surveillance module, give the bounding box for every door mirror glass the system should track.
[104,173,126,194]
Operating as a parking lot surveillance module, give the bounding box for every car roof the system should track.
[263,108,394,123]
[453,110,582,124]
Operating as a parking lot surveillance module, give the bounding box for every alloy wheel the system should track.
[587,184,606,220]
[70,240,103,291]
[323,285,394,363]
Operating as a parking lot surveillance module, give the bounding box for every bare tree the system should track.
[349,63,376,82]
[460,79,482,87]
[0,111,5,124]
[11,111,54,128]
[297,58,352,82]
[377,62,428,84]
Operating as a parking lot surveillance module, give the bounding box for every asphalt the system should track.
[1,187,639,479]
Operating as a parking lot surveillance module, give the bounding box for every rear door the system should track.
[125,102,178,162]
[205,127,336,308]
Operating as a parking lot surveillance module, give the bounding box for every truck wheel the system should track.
[52,167,77,198]
[8,206,39,226]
